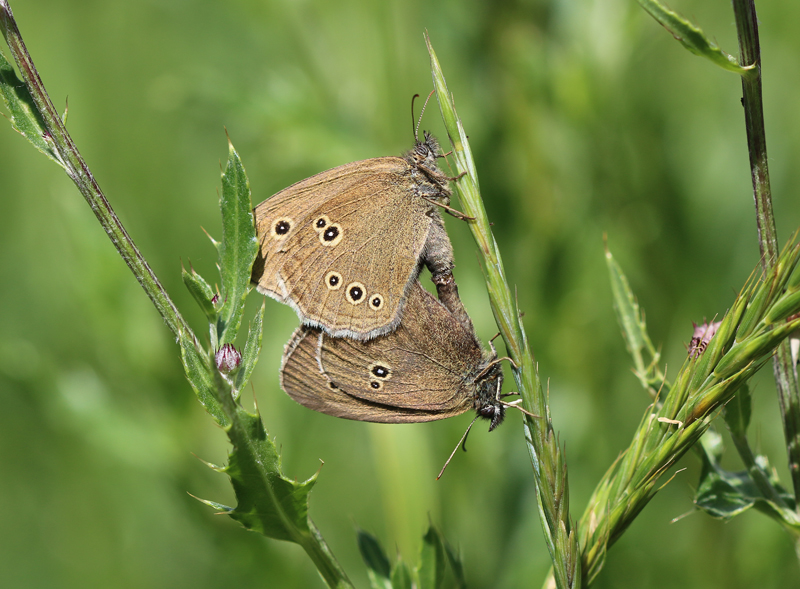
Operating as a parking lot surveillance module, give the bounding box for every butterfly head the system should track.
[473,359,506,431]
[409,131,441,169]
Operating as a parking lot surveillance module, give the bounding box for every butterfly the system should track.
[280,280,507,430]
[252,132,463,341]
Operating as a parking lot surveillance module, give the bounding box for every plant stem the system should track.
[427,35,581,589]
[303,522,354,589]
[732,0,800,513]
[0,0,196,346]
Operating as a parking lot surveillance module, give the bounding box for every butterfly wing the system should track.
[280,282,485,422]
[254,157,433,340]
[281,326,454,423]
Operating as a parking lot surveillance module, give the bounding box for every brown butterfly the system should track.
[280,280,507,430]
[251,131,463,341]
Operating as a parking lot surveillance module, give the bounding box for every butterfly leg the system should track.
[423,196,475,221]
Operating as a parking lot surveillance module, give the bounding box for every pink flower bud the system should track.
[688,320,721,358]
[215,343,241,373]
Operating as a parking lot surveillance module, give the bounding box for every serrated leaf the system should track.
[217,138,258,345]
[723,384,752,437]
[390,560,413,589]
[225,406,317,541]
[417,525,446,589]
[233,300,264,396]
[637,0,749,75]
[0,49,64,167]
[695,433,796,522]
[357,530,392,589]
[178,330,228,427]
[182,265,217,321]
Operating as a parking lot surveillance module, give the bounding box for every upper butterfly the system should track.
[251,132,458,341]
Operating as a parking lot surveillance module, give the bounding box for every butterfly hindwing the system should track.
[280,282,487,422]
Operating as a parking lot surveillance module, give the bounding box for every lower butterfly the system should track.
[280,280,507,430]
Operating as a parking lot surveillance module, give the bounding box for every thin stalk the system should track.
[0,1,196,346]
[729,430,790,509]
[426,35,581,589]
[732,0,800,513]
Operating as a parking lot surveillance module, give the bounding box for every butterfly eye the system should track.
[314,215,330,230]
[480,405,496,419]
[270,217,293,239]
[318,223,343,246]
[345,282,365,305]
[325,271,343,290]
[369,294,384,310]
[370,381,383,390]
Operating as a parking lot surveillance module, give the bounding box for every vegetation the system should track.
[2,0,800,587]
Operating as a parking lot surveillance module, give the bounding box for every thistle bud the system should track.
[215,343,241,374]
[688,320,721,358]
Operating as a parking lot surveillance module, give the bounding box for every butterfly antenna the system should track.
[411,94,421,141]
[437,415,479,480]
[414,89,436,143]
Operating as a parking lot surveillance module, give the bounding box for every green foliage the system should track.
[175,139,352,585]
[636,0,750,74]
[5,0,800,588]
[215,138,259,347]
[358,526,466,589]
[0,47,63,166]
[211,405,318,541]
[181,264,217,322]
[358,530,393,589]
[695,430,797,524]
[179,330,228,427]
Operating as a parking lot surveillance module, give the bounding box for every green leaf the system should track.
[181,264,217,322]
[417,524,446,589]
[233,300,265,397]
[390,560,413,589]
[0,48,64,167]
[637,0,751,75]
[695,432,796,522]
[178,330,228,427]
[223,405,318,542]
[443,541,466,589]
[216,137,258,345]
[605,246,655,376]
[357,530,393,589]
[723,384,752,437]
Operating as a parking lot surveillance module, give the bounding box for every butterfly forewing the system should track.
[254,157,434,340]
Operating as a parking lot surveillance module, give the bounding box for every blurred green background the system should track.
[1,0,799,586]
